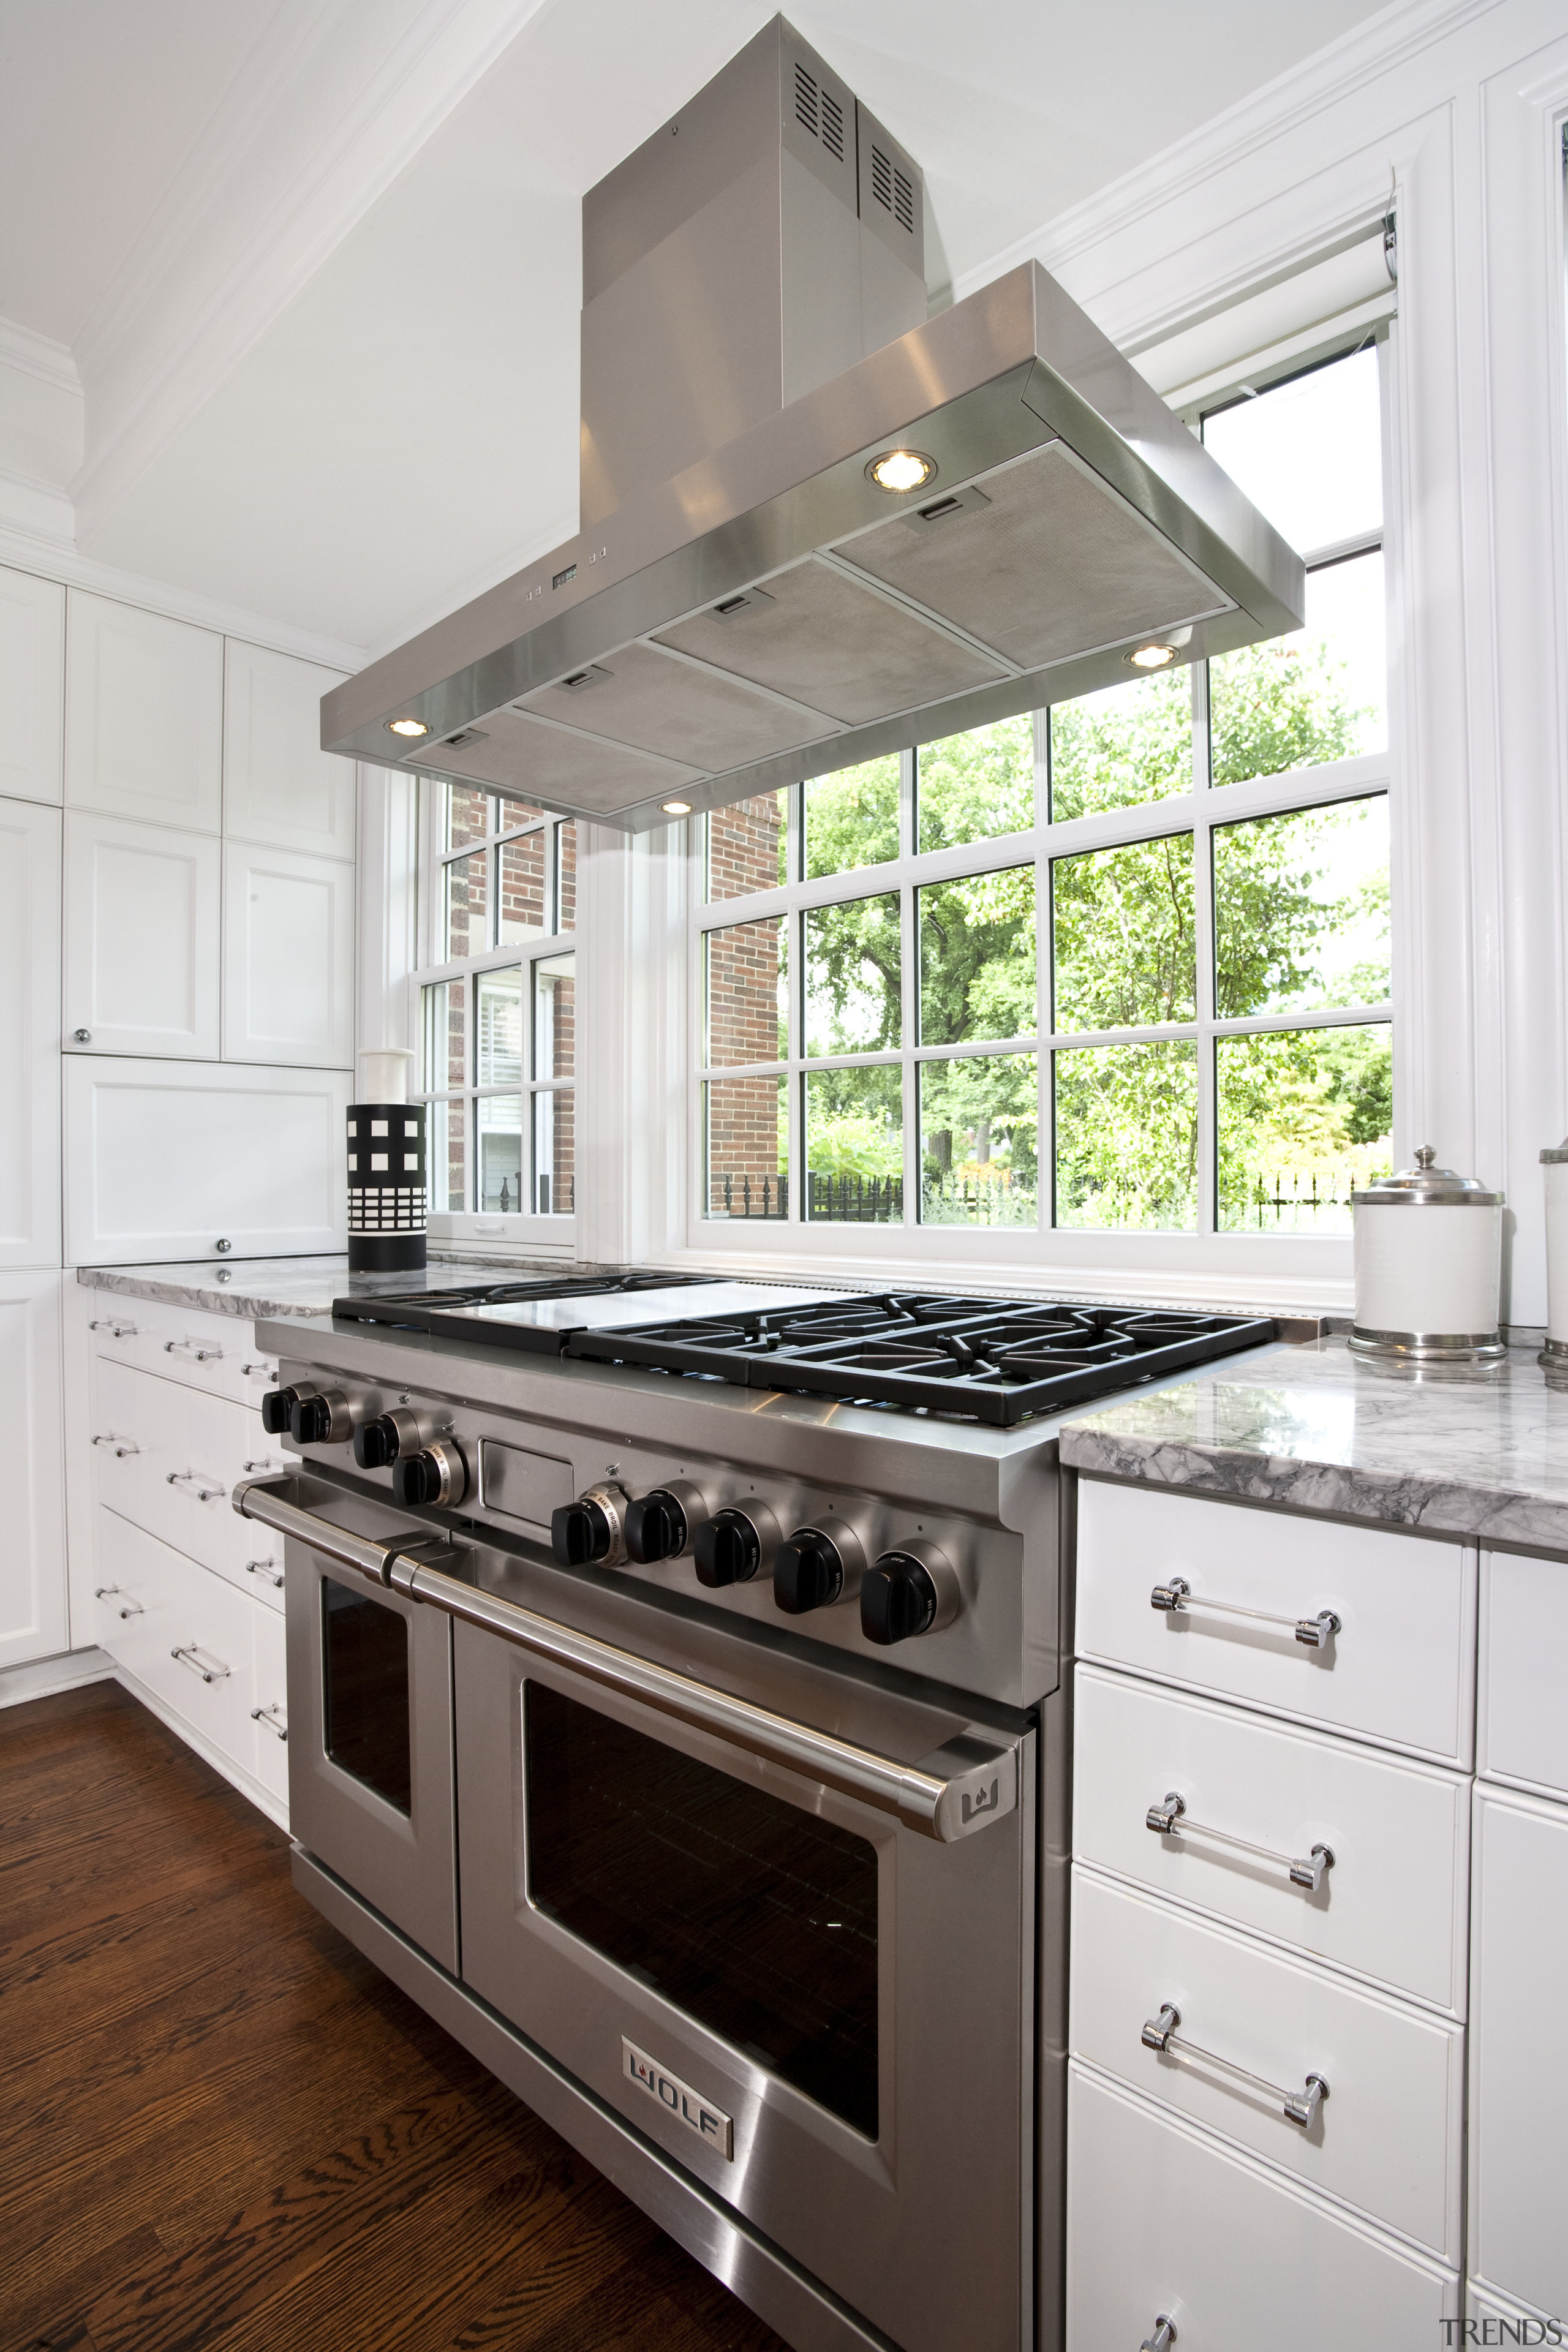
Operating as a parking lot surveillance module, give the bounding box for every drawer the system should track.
[1069,1868,1464,2262]
[92,1509,257,1768]
[88,1291,277,1408]
[1479,1550,1568,1799]
[1073,1666,1470,2015]
[1076,1479,1476,1766]
[92,1355,289,1593]
[250,1601,289,1806]
[1066,2061,1459,2350]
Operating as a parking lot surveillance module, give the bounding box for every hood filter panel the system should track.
[417,707,701,809]
[514,638,839,771]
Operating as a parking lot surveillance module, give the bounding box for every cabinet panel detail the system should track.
[65,592,223,832]
[1478,1550,1568,1800]
[223,641,353,859]
[222,842,354,1068]
[64,812,221,1058]
[0,796,62,1266]
[0,565,64,804]
[0,1273,67,1671]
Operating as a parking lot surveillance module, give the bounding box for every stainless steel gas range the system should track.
[234,1278,1275,2352]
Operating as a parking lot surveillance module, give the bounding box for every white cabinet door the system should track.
[1468,1784,1568,2320]
[0,796,62,1267]
[1478,1550,1568,1801]
[65,592,223,831]
[222,842,354,1068]
[0,565,64,803]
[64,1055,350,1264]
[64,812,221,1058]
[0,1273,68,1670]
[223,640,354,859]
[251,1599,289,1805]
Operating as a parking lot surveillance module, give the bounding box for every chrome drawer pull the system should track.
[241,1457,286,1476]
[91,1431,140,1457]
[1151,1575,1340,1649]
[246,1557,284,1588]
[171,1644,231,1683]
[243,1360,278,1382]
[1142,2002,1329,2128]
[94,1585,143,1619]
[89,1317,138,1338]
[165,1338,224,1362]
[1146,1791,1334,1892]
[167,1470,227,1502]
[1142,2322,1176,2352]
[250,1702,288,1741]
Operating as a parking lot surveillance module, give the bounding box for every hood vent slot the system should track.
[870,145,916,233]
[793,61,845,159]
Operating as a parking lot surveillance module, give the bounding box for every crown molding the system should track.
[70,0,559,541]
[0,317,81,398]
[0,522,368,671]
[0,464,76,546]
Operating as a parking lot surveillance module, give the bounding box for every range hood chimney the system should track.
[323,17,1304,831]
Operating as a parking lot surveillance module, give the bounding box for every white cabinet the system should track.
[222,841,354,1068]
[1478,1550,1568,1800]
[251,1600,289,1803]
[0,1272,68,1670]
[64,1055,350,1264]
[0,795,62,1267]
[223,640,355,860]
[64,811,221,1058]
[89,1292,279,1411]
[0,565,64,803]
[92,1510,258,1763]
[65,592,223,832]
[1467,1784,1568,2320]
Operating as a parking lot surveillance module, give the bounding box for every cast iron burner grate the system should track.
[564,1294,1275,1426]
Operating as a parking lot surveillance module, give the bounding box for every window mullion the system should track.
[901,877,918,1226]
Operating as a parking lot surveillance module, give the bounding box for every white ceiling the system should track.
[0,0,1395,658]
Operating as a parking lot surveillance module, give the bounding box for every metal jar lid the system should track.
[1351,1144,1504,1207]
[1542,1136,1568,1165]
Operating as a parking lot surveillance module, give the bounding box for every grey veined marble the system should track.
[77,1255,602,1321]
[1060,1336,1568,1553]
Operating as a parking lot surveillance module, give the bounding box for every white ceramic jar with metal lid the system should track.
[1350,1145,1504,1363]
[1540,1138,1568,1373]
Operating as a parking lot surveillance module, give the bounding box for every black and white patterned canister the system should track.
[347,1102,427,1272]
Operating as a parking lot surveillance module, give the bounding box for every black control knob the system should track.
[261,1384,310,1436]
[552,1499,616,1566]
[693,1503,779,1589]
[292,1395,335,1445]
[354,1414,399,1469]
[774,1531,840,1613]
[625,1490,686,1564]
[860,1542,960,1647]
[390,1439,467,1509]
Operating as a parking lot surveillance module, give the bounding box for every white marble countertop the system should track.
[77,1255,601,1319]
[1060,1335,1568,1553]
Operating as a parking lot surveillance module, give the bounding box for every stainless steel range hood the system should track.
[323,17,1305,832]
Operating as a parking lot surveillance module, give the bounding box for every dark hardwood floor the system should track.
[2,1681,791,2352]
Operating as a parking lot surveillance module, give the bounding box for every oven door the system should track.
[276,1474,460,1973]
[453,1558,1036,2352]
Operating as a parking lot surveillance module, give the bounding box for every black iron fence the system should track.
[921,1175,1036,1226]
[1229,1168,1359,1230]
[710,1172,790,1219]
[808,1172,903,1221]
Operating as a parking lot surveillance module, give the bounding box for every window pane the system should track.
[533,1088,575,1214]
[916,717,1033,853]
[443,850,489,960]
[706,791,790,902]
[919,865,1036,1045]
[498,827,547,942]
[555,821,577,932]
[1210,551,1386,787]
[534,951,575,1079]
[1217,1025,1392,1231]
[1202,345,1381,556]
[425,1095,466,1213]
[421,977,467,1093]
[704,916,786,1068]
[477,1095,524,1213]
[919,1054,1038,1227]
[703,1075,789,1219]
[804,755,899,880]
[1215,795,1390,1019]
[804,892,900,1057]
[445,783,494,852]
[1052,835,1196,1031]
[1054,1041,1198,1230]
[500,796,546,833]
[804,1066,902,1223]
[475,966,522,1089]
[1048,669,1191,823]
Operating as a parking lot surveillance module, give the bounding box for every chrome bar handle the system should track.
[167,1470,227,1502]
[246,1556,285,1589]
[1147,1792,1334,1891]
[243,1360,278,1382]
[165,1338,224,1363]
[251,1702,288,1740]
[1151,1575,1340,1649]
[1142,2002,1329,2128]
[241,1457,287,1476]
[172,1644,231,1683]
[94,1585,143,1619]
[92,1431,140,1457]
[89,1317,139,1338]
[233,1474,1020,1844]
[1141,2321,1177,2352]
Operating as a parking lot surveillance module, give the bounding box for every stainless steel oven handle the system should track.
[233,1476,1019,1844]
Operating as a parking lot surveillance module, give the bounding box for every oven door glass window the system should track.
[526,1683,879,2138]
[322,1577,413,1815]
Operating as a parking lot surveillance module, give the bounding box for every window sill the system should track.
[428,1212,578,1257]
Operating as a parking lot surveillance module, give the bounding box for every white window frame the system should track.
[411,779,579,1252]
[684,332,1395,1285]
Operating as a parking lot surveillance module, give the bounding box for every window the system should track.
[415,783,577,1223]
[691,341,1392,1248]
